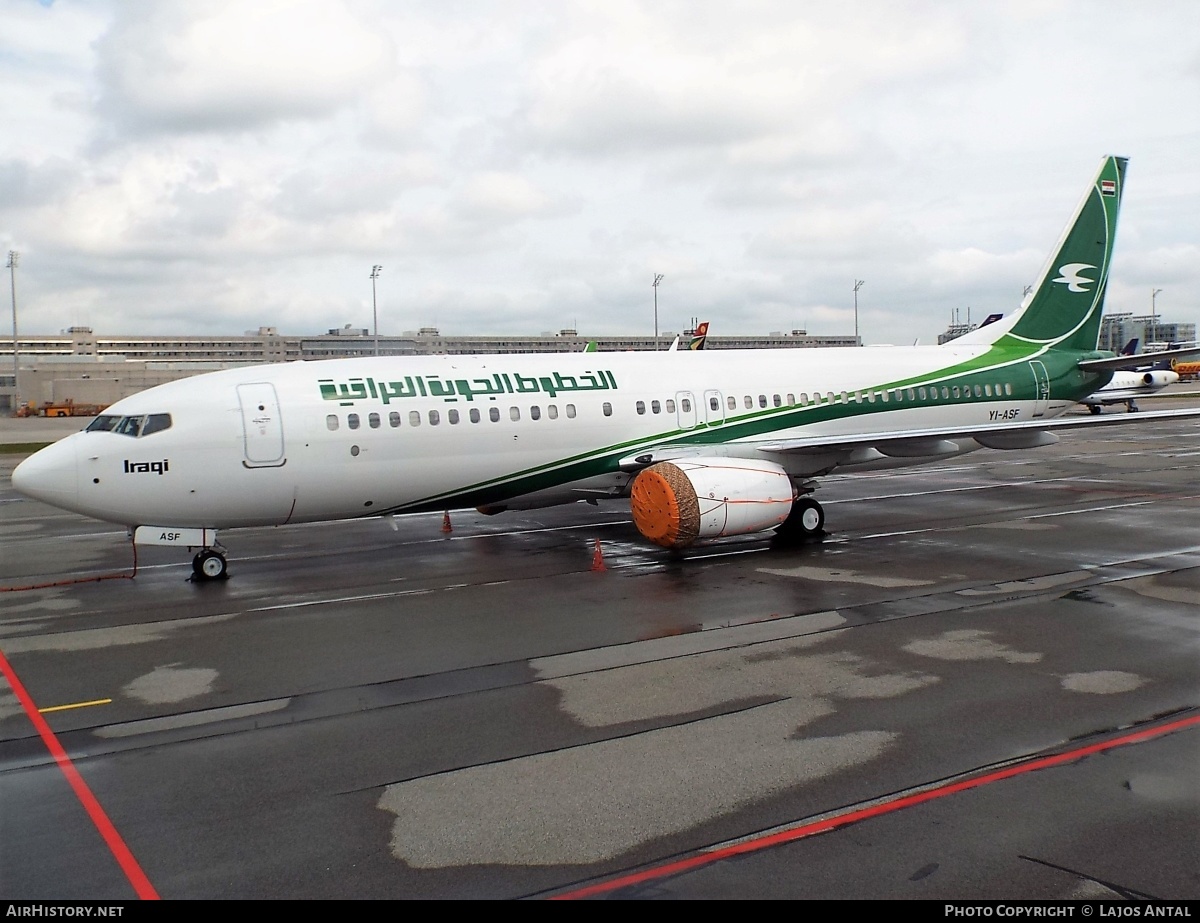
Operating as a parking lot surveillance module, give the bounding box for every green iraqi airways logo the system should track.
[319,369,620,406]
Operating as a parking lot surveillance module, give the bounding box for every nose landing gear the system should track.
[192,548,229,581]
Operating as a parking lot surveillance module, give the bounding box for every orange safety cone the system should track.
[591,539,606,572]
[442,511,452,533]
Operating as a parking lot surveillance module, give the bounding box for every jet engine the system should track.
[1140,370,1178,387]
[629,457,796,549]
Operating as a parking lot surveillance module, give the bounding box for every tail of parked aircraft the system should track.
[955,156,1127,354]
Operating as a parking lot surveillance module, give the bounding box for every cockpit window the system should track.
[86,415,122,432]
[141,414,172,436]
[116,416,144,437]
[86,413,172,437]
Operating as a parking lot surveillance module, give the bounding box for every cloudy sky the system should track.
[2,0,1198,346]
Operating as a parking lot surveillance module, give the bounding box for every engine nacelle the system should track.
[630,457,796,549]
[1140,370,1178,387]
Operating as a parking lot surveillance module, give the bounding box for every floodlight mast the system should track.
[370,265,383,357]
[7,251,17,413]
[853,279,864,345]
[652,273,664,350]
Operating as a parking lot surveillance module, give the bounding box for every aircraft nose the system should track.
[12,440,79,507]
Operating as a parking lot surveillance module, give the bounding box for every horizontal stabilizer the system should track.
[1078,344,1200,373]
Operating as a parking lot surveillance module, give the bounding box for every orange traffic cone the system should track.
[591,539,606,572]
[442,511,452,533]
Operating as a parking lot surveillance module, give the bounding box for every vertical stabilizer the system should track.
[1006,155,1127,352]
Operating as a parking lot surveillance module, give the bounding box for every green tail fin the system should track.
[1006,155,1127,352]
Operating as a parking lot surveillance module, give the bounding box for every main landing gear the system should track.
[191,548,228,581]
[775,495,825,541]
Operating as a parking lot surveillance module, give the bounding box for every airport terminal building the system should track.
[1,325,859,412]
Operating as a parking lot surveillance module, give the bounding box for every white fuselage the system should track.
[12,344,1077,530]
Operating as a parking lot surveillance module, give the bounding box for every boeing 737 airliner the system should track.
[12,156,1200,579]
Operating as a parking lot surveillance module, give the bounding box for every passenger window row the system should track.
[327,404,578,431]
[608,380,1017,419]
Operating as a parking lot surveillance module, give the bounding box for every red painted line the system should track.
[0,647,160,900]
[552,713,1200,900]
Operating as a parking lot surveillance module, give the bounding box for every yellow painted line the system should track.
[38,698,112,714]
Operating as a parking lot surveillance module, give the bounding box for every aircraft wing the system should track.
[754,406,1200,455]
[1078,345,1200,372]
[619,407,1200,469]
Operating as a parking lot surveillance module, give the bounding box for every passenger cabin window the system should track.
[665,399,675,413]
[389,412,401,427]
[509,407,520,421]
[709,396,719,411]
[636,401,646,415]
[429,410,440,425]
[603,402,613,416]
[369,412,381,429]
[489,407,500,422]
[548,405,559,420]
[727,396,736,411]
[326,414,339,431]
[470,408,481,423]
[681,398,692,413]
[348,413,361,430]
[409,411,421,427]
[448,409,460,424]
[566,404,577,418]
[652,400,661,414]
[530,406,541,420]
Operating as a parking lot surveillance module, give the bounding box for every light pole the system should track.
[652,273,664,349]
[1151,287,1162,345]
[853,279,864,345]
[370,265,383,357]
[7,250,17,413]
